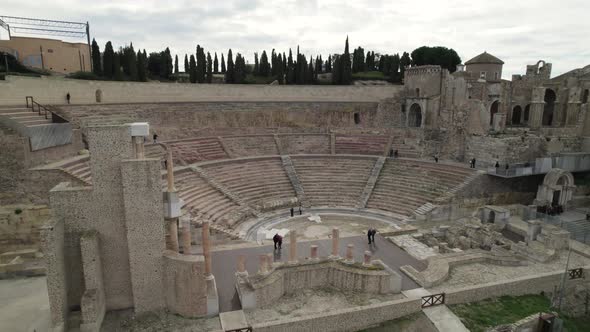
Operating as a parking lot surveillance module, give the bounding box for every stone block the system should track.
[129,122,149,137]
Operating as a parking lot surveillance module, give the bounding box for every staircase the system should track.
[0,98,73,151]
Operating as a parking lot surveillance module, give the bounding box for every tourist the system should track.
[153,133,158,143]
[586,213,590,221]
[472,158,477,168]
[469,159,473,168]
[495,161,500,169]
[299,205,302,215]
[367,228,373,244]
[290,207,294,217]
[505,163,509,170]
[434,156,439,163]
[394,150,399,158]
[66,92,71,104]
[273,233,283,250]
[371,228,377,243]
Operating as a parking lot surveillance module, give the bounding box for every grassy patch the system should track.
[352,71,390,81]
[450,295,550,332]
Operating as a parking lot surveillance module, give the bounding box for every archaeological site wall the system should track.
[0,75,401,106]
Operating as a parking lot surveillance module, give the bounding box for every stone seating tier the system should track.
[291,157,375,207]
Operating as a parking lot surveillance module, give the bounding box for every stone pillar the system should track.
[166,149,176,192]
[258,255,268,274]
[524,205,537,221]
[363,250,372,266]
[289,230,297,264]
[133,136,145,159]
[529,88,545,129]
[565,102,580,126]
[345,244,354,263]
[331,228,340,258]
[181,222,192,255]
[202,221,212,277]
[167,218,179,252]
[237,255,246,274]
[310,245,319,261]
[526,220,542,244]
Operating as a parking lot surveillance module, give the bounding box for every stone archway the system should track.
[408,103,422,128]
[490,100,499,125]
[512,105,522,125]
[488,210,496,223]
[534,168,575,209]
[542,89,556,126]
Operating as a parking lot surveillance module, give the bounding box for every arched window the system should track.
[490,101,499,125]
[354,112,360,125]
[408,104,422,128]
[523,104,530,124]
[512,106,522,125]
[542,89,556,126]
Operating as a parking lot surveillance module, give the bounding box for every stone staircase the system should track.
[0,104,73,151]
[357,157,386,208]
[281,155,309,207]
[191,166,262,218]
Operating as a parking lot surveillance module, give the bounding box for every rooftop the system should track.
[465,51,504,65]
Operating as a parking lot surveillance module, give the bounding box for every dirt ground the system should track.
[0,276,50,332]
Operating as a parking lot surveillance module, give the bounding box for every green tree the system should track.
[214,52,219,73]
[137,50,147,81]
[206,52,212,83]
[253,52,259,75]
[113,52,122,80]
[400,52,411,81]
[91,38,101,76]
[286,49,294,84]
[103,41,115,79]
[174,54,179,74]
[410,46,461,72]
[121,43,137,80]
[259,50,270,76]
[225,49,234,83]
[331,54,341,84]
[326,55,332,72]
[342,36,352,84]
[196,45,206,83]
[184,54,189,73]
[233,53,246,84]
[221,53,226,73]
[189,54,197,83]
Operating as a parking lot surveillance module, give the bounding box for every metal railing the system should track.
[25,96,68,123]
[536,211,590,244]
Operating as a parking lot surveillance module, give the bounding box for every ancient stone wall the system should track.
[465,135,547,167]
[0,204,50,253]
[163,251,208,317]
[0,75,400,106]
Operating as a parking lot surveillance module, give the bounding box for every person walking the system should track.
[370,228,377,243]
[434,156,439,163]
[367,228,373,244]
[290,207,294,217]
[394,150,399,158]
[273,233,283,250]
[299,205,302,215]
[472,158,477,168]
[153,133,158,143]
[66,92,71,104]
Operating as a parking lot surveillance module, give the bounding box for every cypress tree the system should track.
[233,53,246,84]
[307,59,314,84]
[91,39,101,76]
[184,54,189,73]
[214,52,219,73]
[277,53,284,84]
[260,51,270,76]
[221,53,226,73]
[174,54,179,74]
[189,54,197,83]
[331,55,341,84]
[282,52,287,76]
[206,52,213,83]
[137,50,147,82]
[253,52,259,75]
[327,54,332,72]
[113,52,122,80]
[400,52,411,82]
[195,45,205,83]
[286,49,294,85]
[103,41,115,79]
[342,37,352,84]
[225,49,234,83]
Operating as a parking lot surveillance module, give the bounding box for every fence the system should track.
[536,212,590,244]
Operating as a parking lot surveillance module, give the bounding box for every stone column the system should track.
[565,102,581,126]
[363,251,372,266]
[258,255,268,274]
[345,244,354,263]
[237,255,246,274]
[167,218,179,252]
[133,136,145,159]
[289,230,297,264]
[310,245,319,261]
[529,87,545,129]
[202,221,212,277]
[331,228,340,258]
[181,222,192,255]
[166,149,176,192]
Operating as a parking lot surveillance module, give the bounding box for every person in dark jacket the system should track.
[273,233,283,250]
[367,228,373,244]
[370,228,377,243]
[290,207,294,217]
[66,92,71,104]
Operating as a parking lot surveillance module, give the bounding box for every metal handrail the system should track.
[24,96,69,123]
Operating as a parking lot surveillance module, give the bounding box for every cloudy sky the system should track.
[1,0,588,78]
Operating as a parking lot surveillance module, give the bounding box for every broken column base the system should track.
[206,275,219,316]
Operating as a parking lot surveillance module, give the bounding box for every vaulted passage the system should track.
[512,105,522,125]
[542,89,556,126]
[490,100,499,125]
[408,103,422,128]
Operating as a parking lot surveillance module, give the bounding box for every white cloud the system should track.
[1,0,588,77]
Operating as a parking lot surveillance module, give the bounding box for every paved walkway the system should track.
[210,234,426,312]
